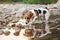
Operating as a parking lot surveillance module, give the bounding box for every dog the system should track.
[20,7,51,37]
[21,8,50,25]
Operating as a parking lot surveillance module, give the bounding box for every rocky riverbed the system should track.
[0,4,60,40]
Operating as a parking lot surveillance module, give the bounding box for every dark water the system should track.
[33,22,60,40]
[33,15,60,40]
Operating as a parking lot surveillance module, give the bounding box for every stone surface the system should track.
[4,31,10,36]
[0,30,4,35]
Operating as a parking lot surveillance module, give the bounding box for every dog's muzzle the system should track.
[19,19,28,25]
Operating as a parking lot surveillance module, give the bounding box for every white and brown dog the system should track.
[20,7,51,37]
[15,8,50,25]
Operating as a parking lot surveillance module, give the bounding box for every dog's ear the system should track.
[22,10,28,15]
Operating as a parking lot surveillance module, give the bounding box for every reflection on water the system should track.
[33,19,60,40]
[32,22,51,38]
[0,19,60,40]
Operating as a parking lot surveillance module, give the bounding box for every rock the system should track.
[13,31,20,36]
[0,30,4,35]
[4,30,10,36]
[24,29,33,37]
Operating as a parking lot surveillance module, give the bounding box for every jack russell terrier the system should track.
[19,7,51,36]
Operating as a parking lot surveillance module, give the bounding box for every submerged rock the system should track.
[13,31,20,36]
[0,30,4,35]
[4,31,10,36]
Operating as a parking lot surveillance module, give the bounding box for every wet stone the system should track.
[13,31,20,36]
[4,31,10,36]
[0,30,4,35]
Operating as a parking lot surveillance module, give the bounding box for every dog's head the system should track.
[22,10,39,24]
[22,10,33,24]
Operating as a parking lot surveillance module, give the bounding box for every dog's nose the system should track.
[26,22,28,24]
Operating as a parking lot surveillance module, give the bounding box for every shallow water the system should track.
[0,15,60,40]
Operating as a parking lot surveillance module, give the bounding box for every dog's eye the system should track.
[25,17,30,19]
